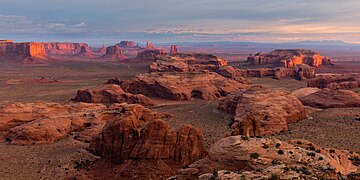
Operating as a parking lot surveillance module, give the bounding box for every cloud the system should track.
[72,22,86,28]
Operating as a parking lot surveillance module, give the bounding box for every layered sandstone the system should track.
[219,90,306,136]
[149,53,228,73]
[0,102,166,144]
[172,136,360,179]
[120,71,250,101]
[73,84,154,106]
[247,49,331,68]
[0,41,51,64]
[44,42,91,55]
[101,46,127,60]
[308,74,360,90]
[89,108,206,165]
[74,45,95,58]
[135,49,161,61]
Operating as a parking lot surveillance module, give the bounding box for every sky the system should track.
[1,0,360,45]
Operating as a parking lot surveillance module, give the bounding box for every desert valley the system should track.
[0,39,360,180]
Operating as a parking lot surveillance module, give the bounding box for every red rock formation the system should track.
[120,71,250,100]
[117,41,136,47]
[89,108,206,165]
[73,84,154,106]
[149,53,228,73]
[0,102,166,145]
[146,42,155,50]
[0,40,13,43]
[74,45,95,58]
[135,49,161,61]
[308,74,360,90]
[98,44,106,54]
[0,41,51,64]
[172,136,360,179]
[44,42,91,55]
[299,88,360,108]
[101,46,127,60]
[170,45,178,54]
[247,49,331,68]
[219,90,306,136]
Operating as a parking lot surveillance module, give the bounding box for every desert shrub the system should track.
[275,143,281,148]
[307,152,316,157]
[241,136,249,140]
[250,153,260,159]
[212,169,218,177]
[269,174,280,180]
[277,150,284,155]
[262,144,269,149]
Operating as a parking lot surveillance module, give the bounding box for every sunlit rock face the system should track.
[247,49,331,68]
[44,42,92,55]
[0,41,51,64]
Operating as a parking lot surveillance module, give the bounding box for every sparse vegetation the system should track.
[212,169,218,177]
[241,136,249,140]
[250,153,260,159]
[277,150,284,155]
[275,143,281,148]
[269,174,280,180]
[262,144,269,149]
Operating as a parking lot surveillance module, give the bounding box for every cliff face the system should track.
[247,49,331,68]
[44,42,91,55]
[0,41,51,64]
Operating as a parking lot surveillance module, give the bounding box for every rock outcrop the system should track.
[44,42,91,55]
[73,84,154,106]
[74,45,95,58]
[300,88,360,108]
[172,136,360,179]
[98,44,106,54]
[299,74,360,108]
[170,45,178,54]
[120,71,250,101]
[149,53,228,73]
[308,74,360,91]
[247,49,332,68]
[0,102,166,145]
[88,106,206,165]
[146,42,155,50]
[135,49,161,61]
[116,41,136,47]
[219,90,306,136]
[101,46,127,60]
[0,41,51,64]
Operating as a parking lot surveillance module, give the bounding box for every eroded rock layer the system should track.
[247,49,331,68]
[219,90,306,136]
[120,71,250,100]
[73,84,154,106]
[0,41,51,64]
[101,46,127,60]
[44,42,91,55]
[172,136,360,179]
[88,106,205,165]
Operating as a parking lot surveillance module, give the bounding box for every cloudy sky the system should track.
[1,0,360,45]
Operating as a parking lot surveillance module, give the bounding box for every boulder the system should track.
[73,84,154,106]
[172,136,360,179]
[299,88,360,108]
[89,108,206,165]
[219,90,306,136]
[247,49,331,68]
[120,71,250,101]
[101,46,127,60]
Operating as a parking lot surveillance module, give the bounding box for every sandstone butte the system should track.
[120,71,251,101]
[97,44,106,54]
[219,90,307,136]
[170,136,360,179]
[74,45,95,58]
[0,41,51,64]
[88,105,206,166]
[295,74,360,108]
[0,102,170,145]
[73,84,154,106]
[101,45,127,60]
[43,42,92,55]
[247,49,332,68]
